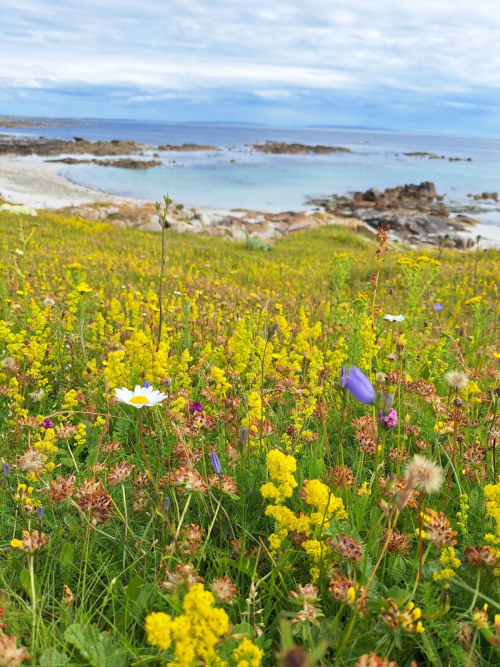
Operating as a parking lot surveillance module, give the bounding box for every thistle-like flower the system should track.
[406,455,444,494]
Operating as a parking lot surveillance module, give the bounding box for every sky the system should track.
[1,0,500,132]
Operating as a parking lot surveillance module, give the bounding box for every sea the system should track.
[2,117,500,224]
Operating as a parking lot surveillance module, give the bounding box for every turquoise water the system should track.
[3,118,500,220]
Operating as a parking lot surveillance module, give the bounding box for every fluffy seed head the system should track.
[406,455,444,494]
[444,371,469,391]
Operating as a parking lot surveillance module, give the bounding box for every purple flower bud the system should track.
[267,323,279,340]
[163,378,171,390]
[239,427,248,448]
[40,418,54,429]
[162,496,170,512]
[37,506,44,521]
[142,380,151,388]
[189,401,204,414]
[434,303,443,312]
[3,462,11,478]
[383,393,394,414]
[210,452,222,475]
[341,366,376,404]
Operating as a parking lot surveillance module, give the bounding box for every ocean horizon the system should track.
[2,116,500,224]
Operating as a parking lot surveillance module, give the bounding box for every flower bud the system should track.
[437,590,450,615]
[383,393,394,415]
[210,452,222,475]
[163,378,171,390]
[267,323,279,340]
[3,462,11,478]
[142,380,151,388]
[239,427,248,449]
[37,506,44,522]
[162,496,170,512]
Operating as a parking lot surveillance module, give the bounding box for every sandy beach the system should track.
[1,153,500,247]
[0,155,140,209]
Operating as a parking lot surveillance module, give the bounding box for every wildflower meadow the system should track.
[1,199,500,666]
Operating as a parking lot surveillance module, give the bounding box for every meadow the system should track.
[1,199,500,667]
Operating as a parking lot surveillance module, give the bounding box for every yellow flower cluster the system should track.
[230,637,264,667]
[433,546,460,587]
[145,584,229,667]
[303,478,347,526]
[484,479,500,576]
[260,449,297,502]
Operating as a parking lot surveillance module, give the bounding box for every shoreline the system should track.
[1,154,500,247]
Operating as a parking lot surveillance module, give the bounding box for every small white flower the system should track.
[14,249,24,256]
[384,314,405,323]
[43,297,56,308]
[173,290,182,296]
[0,203,37,216]
[115,384,168,409]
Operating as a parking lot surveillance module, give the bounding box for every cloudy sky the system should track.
[1,0,499,132]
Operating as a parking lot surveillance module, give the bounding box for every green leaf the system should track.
[59,542,74,567]
[20,568,40,602]
[39,649,73,666]
[64,623,126,667]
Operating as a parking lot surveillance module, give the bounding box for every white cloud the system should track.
[0,0,499,104]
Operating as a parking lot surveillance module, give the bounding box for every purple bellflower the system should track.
[340,366,376,405]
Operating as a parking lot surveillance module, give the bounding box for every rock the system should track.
[158,143,219,151]
[46,157,161,169]
[362,188,382,202]
[251,141,351,155]
[0,135,145,157]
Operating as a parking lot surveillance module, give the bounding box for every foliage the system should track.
[1,203,500,666]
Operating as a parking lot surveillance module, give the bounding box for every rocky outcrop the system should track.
[0,117,73,128]
[0,136,145,156]
[47,157,162,169]
[158,143,219,151]
[251,141,351,154]
[60,201,363,241]
[404,152,472,161]
[307,182,476,248]
[468,192,498,201]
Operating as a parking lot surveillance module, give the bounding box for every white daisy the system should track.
[384,314,405,323]
[115,384,167,409]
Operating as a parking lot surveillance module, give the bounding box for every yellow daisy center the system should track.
[130,395,148,405]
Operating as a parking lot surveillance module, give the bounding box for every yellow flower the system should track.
[231,637,264,667]
[145,611,173,650]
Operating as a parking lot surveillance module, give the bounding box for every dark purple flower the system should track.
[341,366,375,404]
[37,505,44,521]
[142,380,151,388]
[434,303,443,312]
[163,378,171,390]
[210,452,222,475]
[162,496,170,512]
[40,419,54,429]
[2,462,11,478]
[189,401,204,414]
